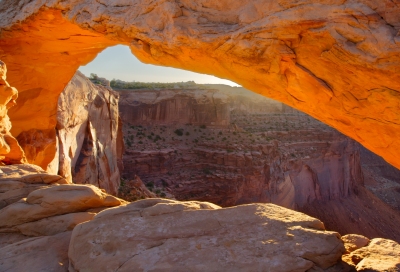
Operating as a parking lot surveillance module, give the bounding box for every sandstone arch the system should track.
[0,0,399,169]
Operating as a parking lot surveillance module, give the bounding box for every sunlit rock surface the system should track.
[0,0,399,169]
[0,61,25,165]
[56,71,123,195]
[68,198,345,272]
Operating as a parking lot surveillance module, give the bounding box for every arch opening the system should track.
[0,1,398,171]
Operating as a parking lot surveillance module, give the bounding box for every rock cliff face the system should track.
[119,89,231,127]
[55,71,123,195]
[0,0,399,169]
[119,86,400,241]
[120,87,363,209]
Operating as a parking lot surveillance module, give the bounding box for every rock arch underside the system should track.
[0,0,399,170]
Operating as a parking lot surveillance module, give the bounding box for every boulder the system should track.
[0,184,124,231]
[346,238,400,271]
[69,199,345,271]
[0,164,68,208]
[342,234,370,254]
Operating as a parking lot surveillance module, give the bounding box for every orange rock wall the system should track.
[0,1,399,169]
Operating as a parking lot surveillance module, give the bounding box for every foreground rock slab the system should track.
[0,184,123,233]
[0,164,68,209]
[69,199,344,271]
[0,231,71,272]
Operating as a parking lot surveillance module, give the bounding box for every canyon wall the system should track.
[0,0,399,170]
[119,87,363,208]
[118,89,231,127]
[119,86,400,240]
[56,72,122,195]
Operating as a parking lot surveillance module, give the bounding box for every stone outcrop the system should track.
[0,61,25,165]
[55,71,123,195]
[117,175,156,202]
[0,163,68,209]
[0,164,126,270]
[341,234,370,254]
[343,238,400,271]
[0,184,123,233]
[0,0,399,170]
[69,198,345,271]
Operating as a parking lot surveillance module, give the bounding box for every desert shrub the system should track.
[174,129,184,136]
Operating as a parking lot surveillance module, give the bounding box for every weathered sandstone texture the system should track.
[343,238,400,271]
[56,71,123,195]
[0,164,126,270]
[0,231,72,272]
[0,163,68,209]
[69,198,345,272]
[0,61,25,165]
[0,0,399,169]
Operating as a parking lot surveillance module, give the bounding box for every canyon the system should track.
[0,0,400,271]
[118,84,400,242]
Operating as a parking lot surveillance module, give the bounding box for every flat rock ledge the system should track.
[69,198,345,272]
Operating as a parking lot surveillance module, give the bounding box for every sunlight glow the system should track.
[79,45,241,86]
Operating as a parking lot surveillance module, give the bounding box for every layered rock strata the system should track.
[55,71,123,195]
[0,1,399,170]
[120,87,362,208]
[119,86,400,241]
[0,164,126,271]
[0,164,69,209]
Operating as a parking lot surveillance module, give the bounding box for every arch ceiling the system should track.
[0,0,399,168]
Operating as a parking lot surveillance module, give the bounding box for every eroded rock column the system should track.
[0,61,26,165]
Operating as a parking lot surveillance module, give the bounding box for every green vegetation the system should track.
[111,80,212,90]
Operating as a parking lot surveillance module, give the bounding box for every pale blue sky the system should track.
[79,45,240,86]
